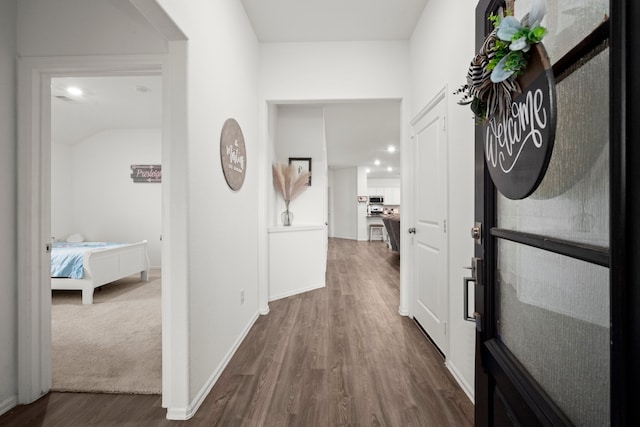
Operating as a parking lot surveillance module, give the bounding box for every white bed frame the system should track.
[51,240,151,304]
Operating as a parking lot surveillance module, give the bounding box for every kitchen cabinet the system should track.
[387,187,401,205]
[368,186,400,205]
[368,187,382,198]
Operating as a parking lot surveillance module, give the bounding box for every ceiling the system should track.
[323,101,401,177]
[51,75,162,146]
[241,0,428,43]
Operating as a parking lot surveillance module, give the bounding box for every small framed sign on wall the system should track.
[289,157,312,186]
[130,165,161,183]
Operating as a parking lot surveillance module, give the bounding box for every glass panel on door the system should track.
[497,48,610,247]
[497,240,610,426]
[514,0,609,62]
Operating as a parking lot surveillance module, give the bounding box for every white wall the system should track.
[51,143,74,240]
[154,0,260,413]
[357,167,369,241]
[0,0,17,416]
[331,168,358,240]
[51,129,162,267]
[16,0,167,56]
[409,0,477,400]
[273,105,326,226]
[260,41,410,101]
[367,177,401,188]
[268,226,326,300]
[267,103,279,227]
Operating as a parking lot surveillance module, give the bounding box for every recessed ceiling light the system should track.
[66,86,83,96]
[387,167,393,172]
[366,168,371,173]
[387,146,396,153]
[374,159,381,166]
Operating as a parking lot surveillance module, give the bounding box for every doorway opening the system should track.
[49,75,162,394]
[267,100,403,308]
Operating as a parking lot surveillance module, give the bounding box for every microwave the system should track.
[369,195,384,204]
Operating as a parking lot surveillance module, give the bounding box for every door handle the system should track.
[463,257,483,332]
[463,276,475,322]
[408,227,416,234]
[463,276,482,331]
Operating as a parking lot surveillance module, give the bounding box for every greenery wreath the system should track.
[455,0,548,124]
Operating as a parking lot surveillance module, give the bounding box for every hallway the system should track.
[0,238,473,426]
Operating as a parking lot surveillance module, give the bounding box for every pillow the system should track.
[66,233,85,243]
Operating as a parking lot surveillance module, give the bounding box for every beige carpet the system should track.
[51,270,162,394]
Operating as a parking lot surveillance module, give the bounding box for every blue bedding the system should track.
[51,242,126,279]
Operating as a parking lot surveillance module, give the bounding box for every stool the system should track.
[369,224,385,241]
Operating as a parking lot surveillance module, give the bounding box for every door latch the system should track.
[45,243,51,253]
[471,222,482,244]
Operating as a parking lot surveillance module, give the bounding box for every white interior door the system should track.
[412,95,449,355]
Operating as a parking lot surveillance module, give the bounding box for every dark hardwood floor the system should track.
[0,238,473,426]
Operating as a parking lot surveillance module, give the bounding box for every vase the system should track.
[281,202,293,226]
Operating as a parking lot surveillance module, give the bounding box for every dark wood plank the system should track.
[0,238,473,426]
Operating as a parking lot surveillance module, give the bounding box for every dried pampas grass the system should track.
[272,163,311,203]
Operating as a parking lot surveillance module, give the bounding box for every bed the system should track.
[51,240,151,304]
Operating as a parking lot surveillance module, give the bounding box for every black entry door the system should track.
[471,0,640,425]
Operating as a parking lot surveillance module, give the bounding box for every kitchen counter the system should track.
[382,214,400,253]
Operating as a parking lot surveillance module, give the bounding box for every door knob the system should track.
[408,227,416,234]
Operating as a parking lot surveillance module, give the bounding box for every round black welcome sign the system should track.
[484,44,557,200]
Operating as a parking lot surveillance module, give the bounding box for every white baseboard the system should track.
[268,283,325,302]
[446,360,475,404]
[166,310,260,420]
[0,395,18,417]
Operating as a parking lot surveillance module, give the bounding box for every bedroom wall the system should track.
[51,143,74,243]
[409,0,477,399]
[0,0,17,416]
[153,0,261,415]
[54,128,162,267]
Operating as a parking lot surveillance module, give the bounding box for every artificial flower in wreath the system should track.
[455,0,548,123]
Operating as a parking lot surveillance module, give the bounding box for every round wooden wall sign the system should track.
[220,118,247,191]
[484,43,557,200]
